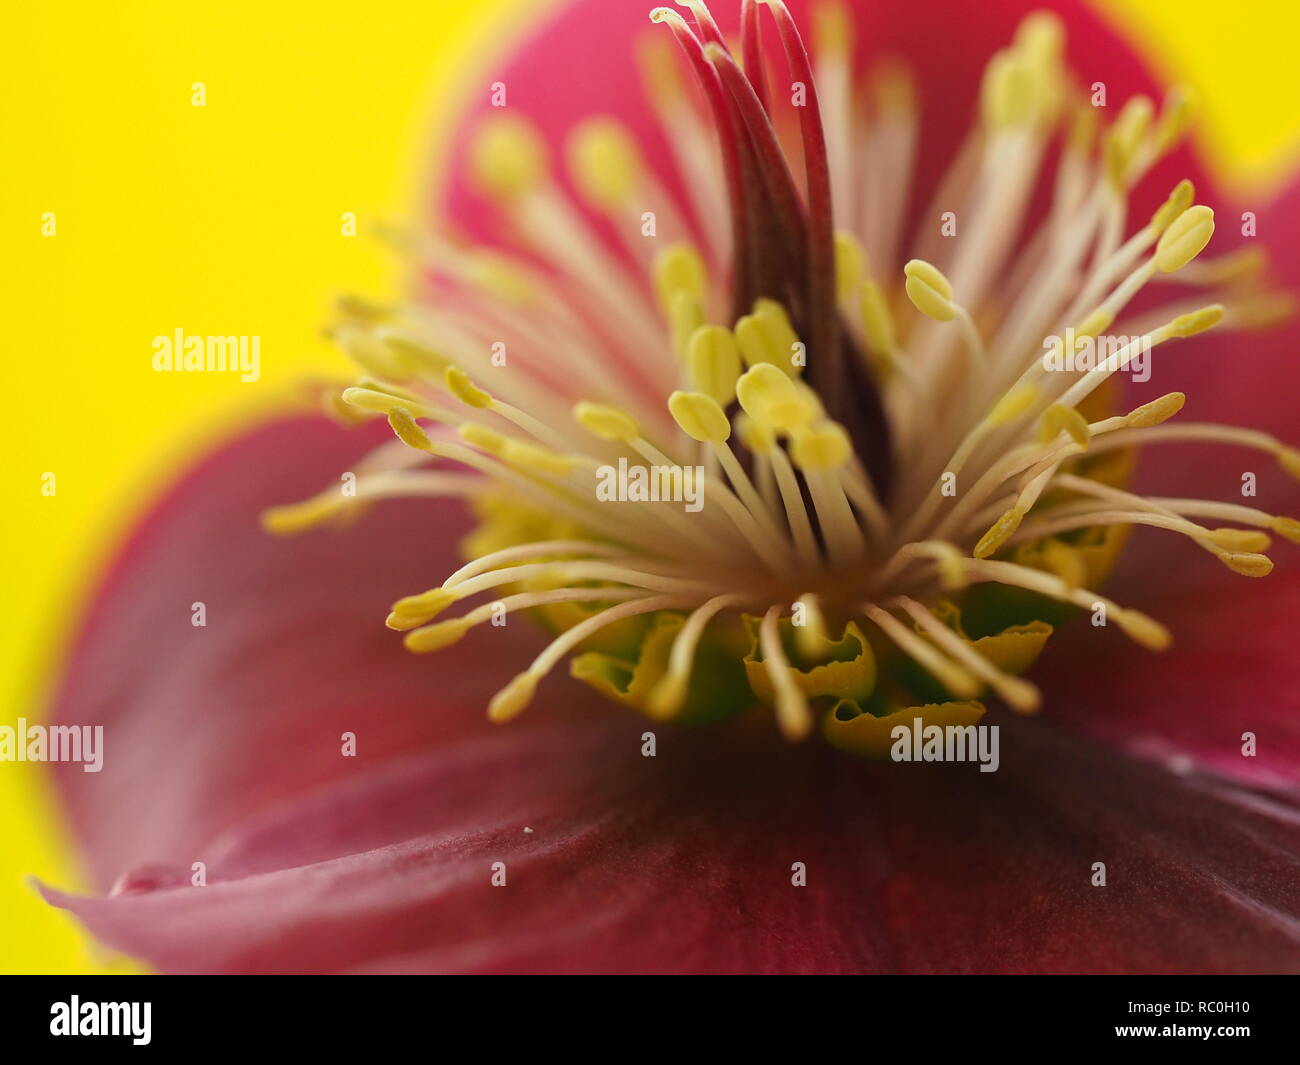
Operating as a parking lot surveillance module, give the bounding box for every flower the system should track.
[41,0,1300,973]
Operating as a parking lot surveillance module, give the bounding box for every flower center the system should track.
[264,1,1298,753]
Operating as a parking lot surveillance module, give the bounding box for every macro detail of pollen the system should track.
[266,0,1298,751]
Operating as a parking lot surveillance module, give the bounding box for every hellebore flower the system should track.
[42,0,1300,973]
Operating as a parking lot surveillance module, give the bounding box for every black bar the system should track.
[0,975,1290,1052]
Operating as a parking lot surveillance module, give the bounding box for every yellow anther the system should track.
[859,281,897,358]
[567,117,642,210]
[638,29,686,104]
[341,386,415,415]
[668,289,704,359]
[736,363,816,431]
[987,384,1039,427]
[1125,392,1185,428]
[973,509,1024,559]
[734,300,802,376]
[1168,304,1224,337]
[464,253,537,306]
[789,421,852,471]
[1280,448,1300,480]
[388,407,433,451]
[260,496,344,536]
[903,259,957,321]
[1201,246,1266,284]
[574,401,640,442]
[324,390,368,428]
[1207,528,1271,553]
[653,244,708,314]
[1102,133,1129,191]
[1150,179,1194,234]
[1015,11,1064,63]
[932,549,971,591]
[812,0,853,57]
[980,50,1034,127]
[1038,403,1091,446]
[1114,95,1155,150]
[1074,307,1115,341]
[335,294,392,322]
[1116,609,1171,651]
[339,330,414,379]
[1221,552,1273,578]
[1066,104,1097,157]
[445,366,492,408]
[1237,292,1297,330]
[668,390,731,444]
[687,324,742,405]
[380,334,454,376]
[459,422,508,455]
[404,617,473,654]
[1155,205,1215,272]
[735,412,775,454]
[834,231,868,303]
[503,440,579,476]
[468,115,548,200]
[1154,85,1194,154]
[1103,96,1154,190]
[1269,516,1300,543]
[488,672,540,722]
[390,588,456,623]
[792,594,833,663]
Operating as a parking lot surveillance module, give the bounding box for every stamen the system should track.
[758,604,813,740]
[489,595,689,721]
[405,586,651,653]
[275,7,1300,743]
[861,603,982,700]
[648,592,750,717]
[893,596,1041,712]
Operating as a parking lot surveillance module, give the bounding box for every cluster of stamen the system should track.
[265,1,1298,745]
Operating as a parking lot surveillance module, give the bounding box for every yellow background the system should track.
[3,0,1298,974]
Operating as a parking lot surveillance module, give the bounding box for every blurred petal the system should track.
[1040,545,1300,788]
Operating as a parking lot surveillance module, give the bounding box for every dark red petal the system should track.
[45,657,1300,972]
[869,719,1300,974]
[1037,540,1300,788]
[45,416,1300,972]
